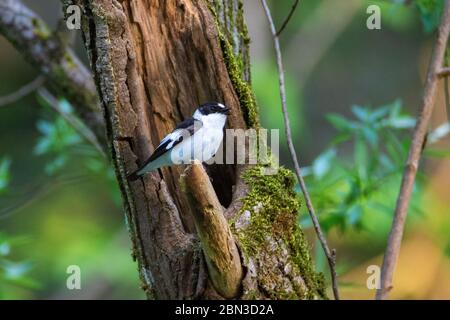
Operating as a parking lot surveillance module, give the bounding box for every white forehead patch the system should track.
[218,103,226,109]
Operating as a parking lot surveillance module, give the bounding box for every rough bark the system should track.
[64,0,325,299]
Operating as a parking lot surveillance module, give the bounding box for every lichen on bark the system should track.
[209,0,327,299]
[69,0,325,300]
[231,165,327,299]
[207,0,259,128]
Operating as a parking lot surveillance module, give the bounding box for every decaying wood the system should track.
[64,0,324,299]
[182,161,242,299]
[64,0,247,299]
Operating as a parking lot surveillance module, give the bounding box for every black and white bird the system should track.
[128,102,230,180]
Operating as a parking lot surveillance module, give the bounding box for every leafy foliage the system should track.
[1,97,121,298]
[414,0,445,32]
[299,101,425,233]
[0,234,38,298]
[0,158,11,194]
[0,157,36,297]
[34,97,121,204]
[34,117,82,174]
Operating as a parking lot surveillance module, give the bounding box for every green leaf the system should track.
[351,105,369,122]
[387,116,416,129]
[36,120,53,135]
[354,138,368,180]
[312,149,336,179]
[45,154,68,175]
[369,105,390,122]
[347,204,363,226]
[326,114,357,132]
[362,127,378,146]
[303,100,422,234]
[329,132,352,145]
[0,242,10,256]
[0,158,11,193]
[58,99,73,114]
[388,99,402,118]
[34,137,52,155]
[424,148,450,158]
[34,115,82,172]
[2,261,32,280]
[415,0,445,33]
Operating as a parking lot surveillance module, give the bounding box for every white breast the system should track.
[169,127,224,164]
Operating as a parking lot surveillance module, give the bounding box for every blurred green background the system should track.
[0,0,449,299]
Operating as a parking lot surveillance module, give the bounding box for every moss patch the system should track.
[207,1,260,128]
[218,33,259,128]
[207,0,326,299]
[231,165,327,299]
[32,17,52,40]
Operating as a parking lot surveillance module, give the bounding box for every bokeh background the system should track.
[0,0,449,299]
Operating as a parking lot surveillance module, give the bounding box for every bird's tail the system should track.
[127,169,141,181]
[127,157,166,181]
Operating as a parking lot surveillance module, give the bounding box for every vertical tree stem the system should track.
[377,0,450,300]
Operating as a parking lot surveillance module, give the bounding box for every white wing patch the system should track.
[159,130,183,150]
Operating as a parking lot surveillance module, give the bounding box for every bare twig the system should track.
[376,0,450,300]
[437,66,450,78]
[445,75,450,123]
[445,54,450,122]
[38,88,106,157]
[0,76,45,107]
[276,0,300,36]
[0,0,106,150]
[261,0,339,300]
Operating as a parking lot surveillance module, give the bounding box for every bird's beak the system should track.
[222,107,231,115]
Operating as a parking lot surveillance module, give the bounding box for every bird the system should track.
[128,102,231,180]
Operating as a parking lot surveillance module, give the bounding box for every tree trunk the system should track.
[67,0,326,300]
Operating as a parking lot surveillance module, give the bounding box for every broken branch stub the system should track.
[182,161,243,299]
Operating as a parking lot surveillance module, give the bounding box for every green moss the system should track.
[32,18,52,40]
[63,52,76,70]
[208,0,326,299]
[231,165,327,299]
[218,33,259,128]
[207,1,259,128]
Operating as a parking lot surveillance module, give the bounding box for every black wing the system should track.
[148,117,201,162]
[127,118,202,180]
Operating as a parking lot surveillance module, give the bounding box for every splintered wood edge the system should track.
[182,161,243,298]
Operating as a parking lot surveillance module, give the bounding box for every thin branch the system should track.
[0,76,45,107]
[445,54,450,122]
[276,0,300,36]
[0,0,106,150]
[37,88,106,157]
[261,0,339,300]
[445,77,450,121]
[437,66,450,78]
[376,0,450,300]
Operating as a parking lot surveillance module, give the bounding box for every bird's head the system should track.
[193,102,230,127]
